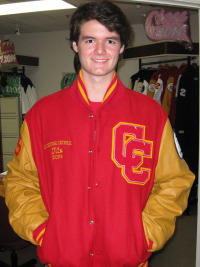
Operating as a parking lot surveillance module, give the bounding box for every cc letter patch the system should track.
[112,122,153,185]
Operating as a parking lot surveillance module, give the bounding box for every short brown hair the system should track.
[70,0,132,48]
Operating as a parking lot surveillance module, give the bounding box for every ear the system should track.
[72,41,78,53]
[119,44,125,54]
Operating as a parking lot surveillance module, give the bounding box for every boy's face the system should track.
[72,20,124,80]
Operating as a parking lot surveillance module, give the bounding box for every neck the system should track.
[81,70,115,102]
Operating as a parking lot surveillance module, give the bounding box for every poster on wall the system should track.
[145,9,192,49]
[61,73,78,89]
[0,76,21,96]
[0,40,18,66]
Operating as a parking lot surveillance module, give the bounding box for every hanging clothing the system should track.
[21,75,38,115]
[161,65,179,114]
[169,63,187,128]
[129,61,199,204]
[147,66,169,99]
[0,72,38,115]
[175,65,199,193]
[153,65,170,105]
[130,68,155,95]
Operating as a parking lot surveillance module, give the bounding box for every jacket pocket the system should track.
[142,219,153,251]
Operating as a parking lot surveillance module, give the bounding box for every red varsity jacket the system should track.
[4,71,194,267]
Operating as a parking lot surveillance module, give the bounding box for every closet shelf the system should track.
[16,55,39,67]
[123,41,199,60]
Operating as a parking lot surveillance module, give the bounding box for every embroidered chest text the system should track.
[44,140,72,160]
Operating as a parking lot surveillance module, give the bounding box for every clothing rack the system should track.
[139,56,197,69]
[0,66,25,75]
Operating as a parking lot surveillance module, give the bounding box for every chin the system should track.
[91,68,114,76]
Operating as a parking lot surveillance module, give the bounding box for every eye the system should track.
[86,39,94,44]
[107,40,115,44]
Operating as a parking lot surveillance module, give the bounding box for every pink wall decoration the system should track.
[145,9,192,46]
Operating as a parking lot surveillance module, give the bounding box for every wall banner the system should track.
[145,9,192,49]
[0,40,18,66]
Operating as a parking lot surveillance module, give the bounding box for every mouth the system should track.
[92,59,108,62]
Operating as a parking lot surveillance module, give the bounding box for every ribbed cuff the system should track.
[147,238,153,251]
[138,261,148,267]
[33,220,47,246]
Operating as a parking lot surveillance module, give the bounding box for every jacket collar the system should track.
[77,70,118,107]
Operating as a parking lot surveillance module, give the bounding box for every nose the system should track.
[95,42,106,55]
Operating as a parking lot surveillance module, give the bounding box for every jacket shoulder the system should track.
[126,87,167,115]
[26,81,76,120]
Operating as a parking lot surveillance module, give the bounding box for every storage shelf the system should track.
[16,55,39,66]
[123,41,199,60]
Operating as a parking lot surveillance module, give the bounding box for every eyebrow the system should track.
[80,36,120,41]
[80,36,94,40]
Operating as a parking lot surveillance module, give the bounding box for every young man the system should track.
[3,1,194,267]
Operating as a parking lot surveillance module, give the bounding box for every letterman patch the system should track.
[44,140,72,160]
[173,132,183,159]
[112,122,153,185]
[15,137,22,157]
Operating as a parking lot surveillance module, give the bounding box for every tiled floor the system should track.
[0,203,197,267]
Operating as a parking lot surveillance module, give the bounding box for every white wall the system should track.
[4,13,199,99]
[4,30,74,99]
[118,24,151,88]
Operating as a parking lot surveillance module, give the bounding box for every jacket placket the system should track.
[88,110,98,264]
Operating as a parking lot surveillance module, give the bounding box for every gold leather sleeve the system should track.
[142,119,195,252]
[3,120,49,245]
